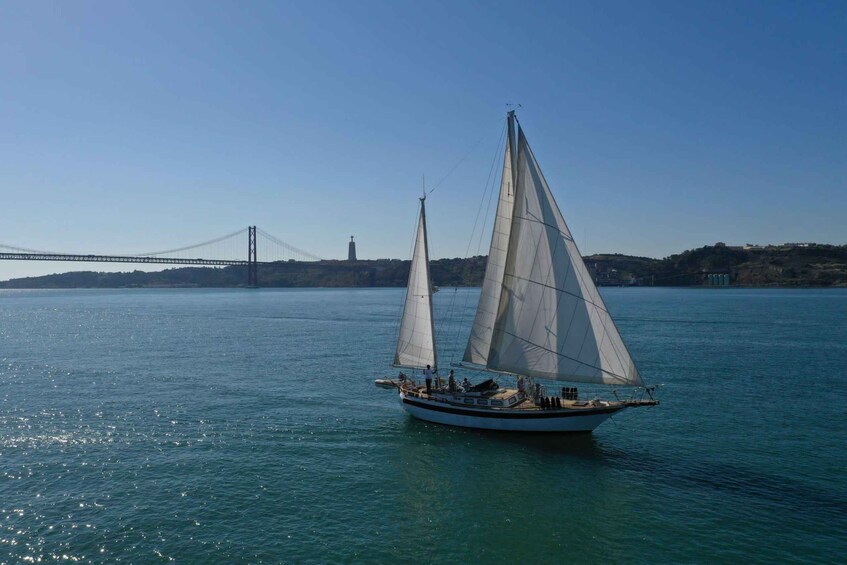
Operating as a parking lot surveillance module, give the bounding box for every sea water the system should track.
[1,288,845,564]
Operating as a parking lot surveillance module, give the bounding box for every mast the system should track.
[507,110,517,190]
[393,195,437,370]
[420,194,438,372]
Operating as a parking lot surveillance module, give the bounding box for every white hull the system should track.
[398,391,624,433]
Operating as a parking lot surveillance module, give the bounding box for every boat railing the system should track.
[403,388,527,408]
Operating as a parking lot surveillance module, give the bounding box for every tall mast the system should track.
[507,110,517,192]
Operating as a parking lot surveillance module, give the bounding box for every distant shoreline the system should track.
[2,243,846,289]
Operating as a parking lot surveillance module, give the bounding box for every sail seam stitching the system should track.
[503,273,612,316]
[512,215,574,242]
[496,330,630,383]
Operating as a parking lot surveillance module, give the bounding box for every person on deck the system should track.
[424,365,434,394]
[462,377,471,391]
[448,370,456,393]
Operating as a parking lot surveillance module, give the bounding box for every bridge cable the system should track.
[0,243,62,254]
[256,228,322,261]
[132,228,246,257]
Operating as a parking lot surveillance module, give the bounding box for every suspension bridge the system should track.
[0,227,329,287]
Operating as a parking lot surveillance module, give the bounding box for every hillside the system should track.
[586,243,847,287]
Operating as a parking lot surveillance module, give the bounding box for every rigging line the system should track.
[474,128,508,255]
[441,286,461,365]
[472,123,508,257]
[447,121,508,365]
[427,116,506,195]
[442,283,461,365]
[133,228,246,257]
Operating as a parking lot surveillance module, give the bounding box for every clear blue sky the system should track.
[1,0,845,280]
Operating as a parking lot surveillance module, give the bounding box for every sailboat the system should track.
[376,111,658,432]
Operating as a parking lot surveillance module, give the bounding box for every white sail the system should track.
[394,197,437,370]
[463,117,515,366]
[482,121,642,386]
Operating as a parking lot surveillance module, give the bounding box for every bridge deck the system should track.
[0,252,254,266]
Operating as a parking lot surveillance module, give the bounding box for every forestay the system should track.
[467,115,642,387]
[394,197,437,370]
[463,117,515,366]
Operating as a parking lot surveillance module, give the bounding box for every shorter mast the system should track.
[393,195,437,371]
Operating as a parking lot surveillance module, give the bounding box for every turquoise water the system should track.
[1,288,845,563]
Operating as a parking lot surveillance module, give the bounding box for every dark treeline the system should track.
[586,243,847,287]
[3,243,846,288]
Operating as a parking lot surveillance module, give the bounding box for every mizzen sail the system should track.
[394,197,437,370]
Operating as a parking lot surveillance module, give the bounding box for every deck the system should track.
[400,385,633,412]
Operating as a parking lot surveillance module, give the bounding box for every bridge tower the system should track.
[248,226,258,287]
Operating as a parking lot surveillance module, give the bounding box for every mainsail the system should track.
[464,113,642,387]
[394,196,437,370]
